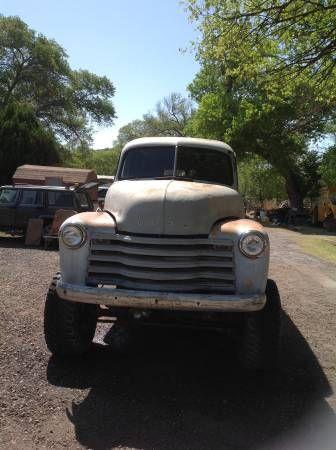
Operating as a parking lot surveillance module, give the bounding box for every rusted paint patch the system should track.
[211,218,265,237]
[65,211,115,228]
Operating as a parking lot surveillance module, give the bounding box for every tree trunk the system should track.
[285,172,304,209]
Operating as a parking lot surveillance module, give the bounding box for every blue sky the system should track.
[1,0,199,147]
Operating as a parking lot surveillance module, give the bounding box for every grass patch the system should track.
[295,230,336,264]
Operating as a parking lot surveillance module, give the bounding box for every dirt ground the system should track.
[0,227,335,450]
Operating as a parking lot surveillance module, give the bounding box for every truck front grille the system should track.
[87,234,235,293]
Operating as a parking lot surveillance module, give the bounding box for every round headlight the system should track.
[61,224,86,248]
[239,232,266,258]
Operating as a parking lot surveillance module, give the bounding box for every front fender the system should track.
[210,219,270,295]
[59,211,116,284]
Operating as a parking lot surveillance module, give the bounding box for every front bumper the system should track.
[56,281,266,312]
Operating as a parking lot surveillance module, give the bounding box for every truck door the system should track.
[0,188,19,231]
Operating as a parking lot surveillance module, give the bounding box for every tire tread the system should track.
[44,273,97,356]
[240,279,281,371]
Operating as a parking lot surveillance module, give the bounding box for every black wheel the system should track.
[239,279,281,371]
[44,273,98,356]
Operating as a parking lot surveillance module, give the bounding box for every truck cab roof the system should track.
[122,137,234,155]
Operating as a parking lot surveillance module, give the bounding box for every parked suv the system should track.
[44,137,281,370]
[0,185,93,234]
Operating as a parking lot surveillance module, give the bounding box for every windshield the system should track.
[119,146,175,180]
[176,146,233,185]
[118,145,234,186]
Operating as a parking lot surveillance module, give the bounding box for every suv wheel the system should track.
[44,273,98,356]
[239,279,281,371]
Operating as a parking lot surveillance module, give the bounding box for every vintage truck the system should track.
[44,137,281,370]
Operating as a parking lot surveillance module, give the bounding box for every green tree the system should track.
[114,93,194,148]
[238,155,286,204]
[186,70,324,206]
[0,15,116,143]
[186,0,336,85]
[0,102,60,183]
[115,120,153,150]
[62,145,120,176]
[149,92,195,136]
[185,0,333,207]
[319,146,336,186]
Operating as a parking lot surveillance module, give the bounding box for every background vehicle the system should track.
[0,185,93,235]
[97,176,114,208]
[13,164,98,202]
[98,185,110,208]
[44,137,281,370]
[312,185,336,231]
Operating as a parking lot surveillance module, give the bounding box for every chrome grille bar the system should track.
[87,234,235,293]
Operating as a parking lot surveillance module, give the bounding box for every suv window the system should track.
[76,192,90,208]
[20,190,43,206]
[47,191,74,208]
[0,188,18,204]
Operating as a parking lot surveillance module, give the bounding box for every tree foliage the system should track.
[114,93,194,149]
[0,102,61,183]
[185,0,334,207]
[186,0,336,85]
[0,15,116,143]
[238,155,286,203]
[62,145,120,176]
[319,145,336,186]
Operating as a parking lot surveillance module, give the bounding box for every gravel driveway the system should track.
[0,228,335,450]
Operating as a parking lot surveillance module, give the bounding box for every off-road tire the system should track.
[239,279,281,371]
[44,273,98,356]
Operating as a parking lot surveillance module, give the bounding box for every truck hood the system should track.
[104,179,244,235]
